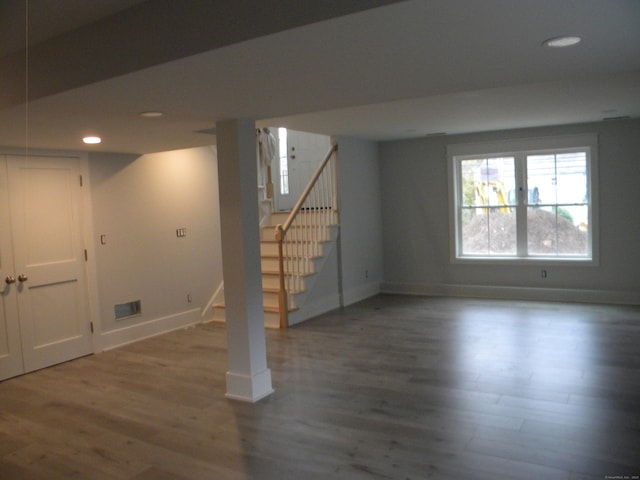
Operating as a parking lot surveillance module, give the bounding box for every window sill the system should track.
[451,256,597,267]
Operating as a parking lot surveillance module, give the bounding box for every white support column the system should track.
[216,119,273,402]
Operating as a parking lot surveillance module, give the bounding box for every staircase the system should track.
[212,142,340,328]
[211,210,339,328]
[261,210,339,327]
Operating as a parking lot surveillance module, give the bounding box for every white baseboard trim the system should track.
[225,368,274,403]
[381,282,640,306]
[342,281,381,307]
[99,308,202,351]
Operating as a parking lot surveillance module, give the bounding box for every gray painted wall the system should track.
[379,119,640,304]
[286,135,384,322]
[89,146,223,341]
[87,135,384,345]
[337,136,384,305]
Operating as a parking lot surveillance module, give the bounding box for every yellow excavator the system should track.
[475,179,510,213]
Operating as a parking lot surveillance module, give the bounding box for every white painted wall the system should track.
[89,146,223,348]
[379,120,640,305]
[336,136,384,305]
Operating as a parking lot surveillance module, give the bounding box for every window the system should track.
[448,134,598,263]
[278,127,289,195]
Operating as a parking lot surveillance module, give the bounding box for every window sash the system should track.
[448,135,596,263]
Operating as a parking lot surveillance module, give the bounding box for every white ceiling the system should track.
[0,0,639,154]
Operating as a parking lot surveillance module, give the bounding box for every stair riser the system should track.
[261,242,327,257]
[261,257,317,274]
[212,304,297,327]
[263,291,278,307]
[263,291,297,309]
[263,310,281,329]
[262,275,308,291]
[211,306,226,322]
[269,212,290,224]
[261,226,334,242]
[212,285,305,316]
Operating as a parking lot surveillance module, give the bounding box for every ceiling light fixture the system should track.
[542,35,582,48]
[139,111,165,118]
[83,136,102,144]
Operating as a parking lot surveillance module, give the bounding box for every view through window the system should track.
[449,135,597,262]
[278,127,289,195]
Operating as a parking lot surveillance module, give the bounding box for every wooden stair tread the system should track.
[264,305,298,313]
[261,269,313,277]
[261,253,321,260]
[214,303,297,313]
[262,287,304,295]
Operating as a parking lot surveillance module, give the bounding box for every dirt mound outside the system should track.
[462,208,587,255]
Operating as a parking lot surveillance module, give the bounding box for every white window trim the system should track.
[447,133,599,266]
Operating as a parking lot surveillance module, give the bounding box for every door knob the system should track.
[18,273,28,282]
[5,275,16,285]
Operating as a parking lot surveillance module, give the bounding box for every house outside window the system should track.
[447,134,598,264]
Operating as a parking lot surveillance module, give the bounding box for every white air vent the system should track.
[115,300,141,320]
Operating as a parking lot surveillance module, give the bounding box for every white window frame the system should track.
[447,134,599,265]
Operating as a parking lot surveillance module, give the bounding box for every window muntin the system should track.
[525,152,589,257]
[459,157,516,255]
[449,135,597,263]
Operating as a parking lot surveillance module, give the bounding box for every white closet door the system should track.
[6,154,92,375]
[0,157,24,380]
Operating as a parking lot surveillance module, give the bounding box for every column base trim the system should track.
[225,368,274,403]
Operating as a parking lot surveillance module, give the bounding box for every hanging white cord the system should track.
[23,0,30,223]
[23,0,31,181]
[25,0,29,158]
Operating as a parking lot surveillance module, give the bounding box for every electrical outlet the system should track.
[176,228,187,238]
[541,269,547,278]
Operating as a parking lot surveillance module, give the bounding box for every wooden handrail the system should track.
[281,143,338,235]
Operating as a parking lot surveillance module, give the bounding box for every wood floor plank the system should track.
[1,294,639,479]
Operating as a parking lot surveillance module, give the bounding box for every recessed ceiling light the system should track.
[542,35,582,48]
[82,136,102,144]
[139,111,165,118]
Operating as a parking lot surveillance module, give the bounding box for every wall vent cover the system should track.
[115,300,141,320]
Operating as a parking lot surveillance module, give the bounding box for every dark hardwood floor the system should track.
[1,295,639,479]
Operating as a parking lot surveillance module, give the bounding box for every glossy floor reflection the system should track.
[0,295,639,479]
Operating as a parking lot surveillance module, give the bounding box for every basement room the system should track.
[1,1,639,479]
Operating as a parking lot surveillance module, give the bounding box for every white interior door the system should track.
[0,160,24,380]
[275,129,331,212]
[0,154,92,379]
